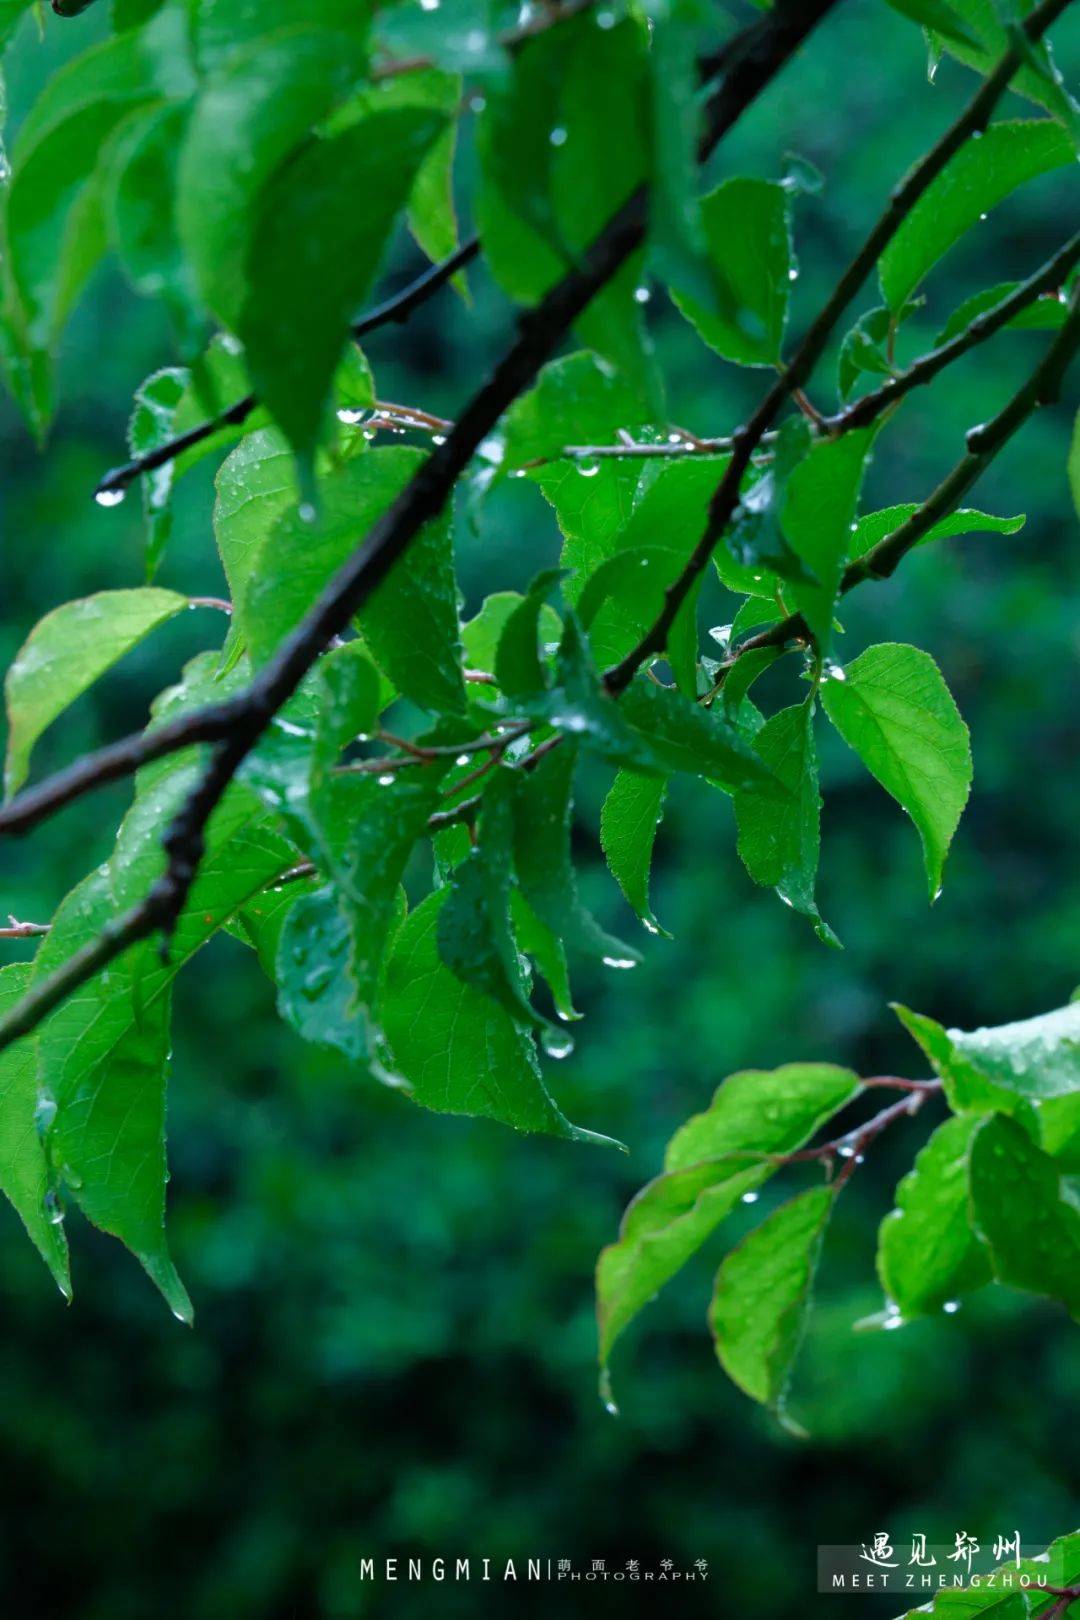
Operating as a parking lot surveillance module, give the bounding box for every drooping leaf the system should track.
[436,769,550,1036]
[671,177,793,366]
[105,98,201,341]
[783,428,873,651]
[734,698,837,944]
[512,741,640,968]
[4,587,188,797]
[237,105,445,463]
[177,29,368,332]
[968,1113,1080,1320]
[127,366,188,579]
[709,1184,835,1424]
[600,768,670,937]
[31,765,297,1315]
[879,120,1074,312]
[597,1064,860,1367]
[820,643,972,897]
[876,1114,991,1318]
[0,962,70,1298]
[384,890,618,1145]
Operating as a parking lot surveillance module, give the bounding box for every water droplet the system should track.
[509,468,526,479]
[942,1299,961,1314]
[377,773,395,786]
[596,7,616,26]
[432,433,446,445]
[979,211,988,221]
[455,753,471,767]
[466,27,485,50]
[95,487,125,508]
[299,501,317,524]
[420,0,440,9]
[34,1096,57,1138]
[741,1190,759,1204]
[788,268,799,281]
[883,1311,904,1331]
[576,459,600,478]
[823,660,847,682]
[602,955,637,970]
[549,126,568,147]
[634,285,651,305]
[336,407,367,425]
[44,1188,64,1226]
[838,1143,856,1158]
[541,1027,574,1060]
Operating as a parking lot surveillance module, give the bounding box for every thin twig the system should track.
[0,918,50,939]
[602,0,1073,694]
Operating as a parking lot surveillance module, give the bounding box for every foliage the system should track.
[0,0,1077,1469]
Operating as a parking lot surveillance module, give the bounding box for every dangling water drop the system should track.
[95,487,125,508]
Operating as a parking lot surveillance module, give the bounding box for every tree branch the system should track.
[93,238,481,503]
[0,0,841,1056]
[823,229,1080,436]
[730,288,1080,663]
[602,0,1074,694]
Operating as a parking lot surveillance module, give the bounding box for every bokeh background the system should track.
[0,1,1078,1615]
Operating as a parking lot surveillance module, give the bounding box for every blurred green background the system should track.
[0,2,1078,1615]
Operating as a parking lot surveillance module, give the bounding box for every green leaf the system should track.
[437,770,549,1036]
[600,768,670,937]
[720,416,814,594]
[934,280,1072,346]
[581,456,727,695]
[4,14,193,355]
[709,1184,835,1424]
[512,741,641,969]
[177,29,368,333]
[877,1114,991,1318]
[0,962,70,1298]
[384,891,617,1145]
[784,428,873,651]
[885,0,979,47]
[277,885,372,1062]
[848,503,1025,561]
[734,699,836,944]
[968,1113,1080,1319]
[461,591,561,677]
[494,570,565,699]
[836,305,894,402]
[532,616,660,770]
[671,177,793,366]
[879,120,1074,312]
[31,766,296,1315]
[127,367,188,580]
[596,1063,860,1367]
[4,587,188,797]
[896,998,1080,1105]
[243,449,465,714]
[105,98,201,341]
[618,679,772,792]
[925,0,1080,130]
[820,643,972,897]
[214,427,299,614]
[502,350,646,471]
[237,105,445,463]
